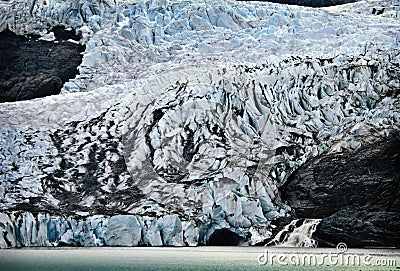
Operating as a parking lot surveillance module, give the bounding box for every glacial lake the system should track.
[0,247,399,271]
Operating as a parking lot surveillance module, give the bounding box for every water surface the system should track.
[0,247,399,271]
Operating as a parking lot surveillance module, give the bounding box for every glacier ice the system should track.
[0,0,399,247]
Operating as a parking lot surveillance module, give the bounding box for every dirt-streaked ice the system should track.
[0,0,399,247]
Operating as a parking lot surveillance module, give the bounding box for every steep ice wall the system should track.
[0,0,399,247]
[0,211,196,247]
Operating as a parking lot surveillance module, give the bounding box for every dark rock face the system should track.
[281,135,400,247]
[0,27,84,103]
[315,209,400,247]
[239,0,359,8]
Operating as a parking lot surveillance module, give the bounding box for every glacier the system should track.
[0,0,399,248]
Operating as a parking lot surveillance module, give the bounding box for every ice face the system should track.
[0,0,399,247]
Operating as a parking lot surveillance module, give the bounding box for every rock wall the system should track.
[0,28,84,102]
[241,0,359,8]
[282,134,400,247]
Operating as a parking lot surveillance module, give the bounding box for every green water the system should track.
[0,247,399,271]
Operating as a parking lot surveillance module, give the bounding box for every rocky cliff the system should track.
[282,134,400,247]
[0,27,84,102]
[0,0,399,248]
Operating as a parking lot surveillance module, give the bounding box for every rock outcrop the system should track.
[244,0,359,8]
[282,135,400,218]
[0,28,84,102]
[315,209,400,247]
[282,135,400,247]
